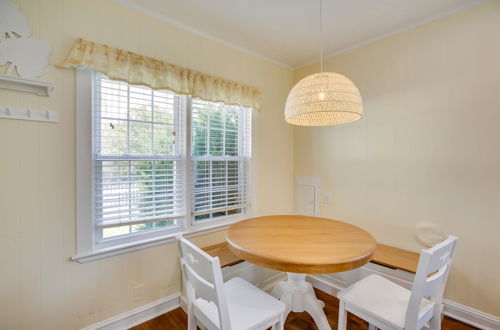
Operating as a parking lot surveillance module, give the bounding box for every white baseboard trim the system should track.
[261,271,288,292]
[81,263,500,330]
[81,292,181,330]
[442,299,500,330]
[307,273,500,330]
[306,274,343,297]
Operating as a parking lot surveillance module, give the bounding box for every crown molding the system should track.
[112,0,293,70]
[294,0,489,69]
[113,0,489,71]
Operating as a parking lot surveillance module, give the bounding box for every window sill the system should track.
[72,217,244,263]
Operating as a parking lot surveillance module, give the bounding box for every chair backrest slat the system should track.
[404,235,458,329]
[427,238,455,274]
[178,237,216,283]
[177,236,231,329]
[183,262,218,303]
[423,264,448,298]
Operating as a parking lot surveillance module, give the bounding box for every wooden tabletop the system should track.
[226,215,377,274]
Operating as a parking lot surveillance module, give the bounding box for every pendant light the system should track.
[285,0,363,126]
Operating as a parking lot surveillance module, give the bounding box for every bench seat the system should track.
[202,242,245,268]
[202,242,420,273]
[371,244,419,274]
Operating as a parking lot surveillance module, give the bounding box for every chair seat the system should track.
[338,274,434,329]
[194,277,285,330]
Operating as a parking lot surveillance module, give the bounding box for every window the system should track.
[76,71,251,257]
[93,75,185,242]
[191,99,251,223]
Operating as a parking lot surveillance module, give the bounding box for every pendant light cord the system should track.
[320,0,323,72]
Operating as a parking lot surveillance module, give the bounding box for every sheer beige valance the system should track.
[60,38,261,110]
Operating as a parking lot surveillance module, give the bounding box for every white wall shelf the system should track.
[0,74,53,96]
[0,106,58,123]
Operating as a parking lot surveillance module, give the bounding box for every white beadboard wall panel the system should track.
[18,122,42,330]
[293,0,500,316]
[0,0,294,329]
[0,235,21,328]
[39,123,65,330]
[0,118,21,328]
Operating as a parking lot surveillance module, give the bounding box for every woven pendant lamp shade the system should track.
[285,72,363,126]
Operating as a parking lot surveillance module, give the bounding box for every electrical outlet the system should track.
[133,284,145,302]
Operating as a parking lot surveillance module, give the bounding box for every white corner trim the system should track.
[80,292,181,330]
[111,0,293,70]
[294,0,490,69]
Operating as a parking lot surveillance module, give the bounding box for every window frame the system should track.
[74,69,253,262]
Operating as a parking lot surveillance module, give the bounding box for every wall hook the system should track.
[0,105,58,123]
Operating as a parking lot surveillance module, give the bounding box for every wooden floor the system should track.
[132,289,477,330]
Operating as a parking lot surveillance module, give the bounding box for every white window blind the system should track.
[83,72,252,252]
[93,74,185,240]
[191,99,251,222]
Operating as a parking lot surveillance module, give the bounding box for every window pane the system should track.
[95,75,178,157]
[103,225,130,239]
[225,130,238,156]
[192,127,208,156]
[103,219,177,239]
[129,121,153,154]
[129,85,152,121]
[224,107,238,131]
[191,98,251,222]
[153,124,174,155]
[209,129,223,156]
[210,105,223,129]
[95,160,183,223]
[153,92,175,124]
[93,74,185,241]
[97,118,128,154]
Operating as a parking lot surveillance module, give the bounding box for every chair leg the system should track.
[187,307,197,330]
[272,314,285,330]
[338,300,347,330]
[429,314,441,330]
[428,304,443,330]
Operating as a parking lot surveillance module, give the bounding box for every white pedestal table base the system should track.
[271,272,331,330]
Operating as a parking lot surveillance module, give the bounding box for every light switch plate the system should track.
[324,192,332,204]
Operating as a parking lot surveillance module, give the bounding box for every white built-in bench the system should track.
[202,241,420,274]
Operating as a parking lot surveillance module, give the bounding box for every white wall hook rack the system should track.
[0,74,53,96]
[0,106,58,123]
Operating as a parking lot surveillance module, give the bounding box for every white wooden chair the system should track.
[337,235,458,330]
[177,236,286,330]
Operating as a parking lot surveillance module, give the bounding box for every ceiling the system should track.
[114,0,486,68]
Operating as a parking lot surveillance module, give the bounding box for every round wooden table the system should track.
[226,215,377,330]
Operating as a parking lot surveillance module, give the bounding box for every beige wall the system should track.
[0,0,294,329]
[1,0,499,328]
[294,1,500,316]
